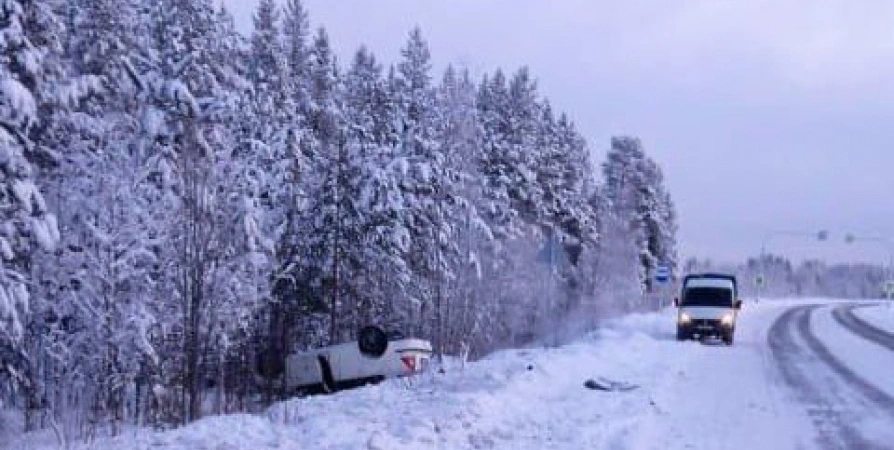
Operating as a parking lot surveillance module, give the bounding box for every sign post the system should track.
[654,265,671,309]
[755,275,765,302]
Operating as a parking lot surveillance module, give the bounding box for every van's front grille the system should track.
[692,319,720,328]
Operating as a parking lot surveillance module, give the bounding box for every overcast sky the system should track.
[222,0,894,266]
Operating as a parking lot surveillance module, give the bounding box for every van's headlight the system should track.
[679,313,692,324]
[721,314,735,326]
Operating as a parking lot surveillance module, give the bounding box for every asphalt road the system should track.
[769,303,894,450]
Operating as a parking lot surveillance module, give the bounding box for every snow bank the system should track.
[13,309,678,450]
[259,308,676,449]
[12,302,823,449]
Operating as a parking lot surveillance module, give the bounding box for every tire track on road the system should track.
[769,304,886,450]
[768,305,866,449]
[832,304,894,353]
[796,305,894,415]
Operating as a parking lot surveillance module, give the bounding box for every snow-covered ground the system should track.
[9,299,894,450]
[853,302,894,334]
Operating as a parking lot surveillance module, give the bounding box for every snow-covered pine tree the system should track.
[505,67,544,224]
[602,136,678,298]
[296,27,355,346]
[24,0,163,435]
[656,189,678,278]
[0,0,68,431]
[435,65,495,357]
[393,27,461,341]
[477,67,561,346]
[538,112,598,321]
[282,0,310,118]
[343,46,411,334]
[233,0,314,390]
[238,0,295,392]
[248,0,287,122]
[582,184,641,315]
[536,107,593,245]
[476,69,522,243]
[140,0,258,424]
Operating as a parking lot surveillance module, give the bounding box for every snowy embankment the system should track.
[13,300,823,450]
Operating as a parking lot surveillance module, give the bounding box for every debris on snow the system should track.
[583,377,639,392]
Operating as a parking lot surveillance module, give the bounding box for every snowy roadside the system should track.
[10,308,685,450]
[9,300,830,450]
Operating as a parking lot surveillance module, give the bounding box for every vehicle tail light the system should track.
[400,355,417,372]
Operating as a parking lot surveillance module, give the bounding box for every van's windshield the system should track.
[682,287,733,307]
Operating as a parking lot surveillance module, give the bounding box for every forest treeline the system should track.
[0,0,677,437]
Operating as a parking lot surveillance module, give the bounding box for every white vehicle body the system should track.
[676,275,741,344]
[285,337,432,392]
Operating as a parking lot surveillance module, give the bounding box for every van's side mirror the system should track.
[735,299,743,310]
[673,297,679,308]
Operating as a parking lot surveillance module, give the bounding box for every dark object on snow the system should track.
[526,364,534,371]
[358,326,389,357]
[584,377,639,392]
[583,379,606,390]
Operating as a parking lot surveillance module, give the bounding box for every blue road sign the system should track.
[655,265,671,284]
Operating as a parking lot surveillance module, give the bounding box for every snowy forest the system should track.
[686,256,890,299]
[0,0,680,438]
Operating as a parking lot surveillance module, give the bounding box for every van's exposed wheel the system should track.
[317,356,335,393]
[676,328,689,341]
[358,326,388,357]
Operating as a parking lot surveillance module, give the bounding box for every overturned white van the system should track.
[283,326,432,394]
